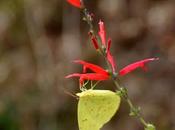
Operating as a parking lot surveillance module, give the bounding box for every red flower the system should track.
[97,21,159,75]
[66,58,158,87]
[98,20,106,46]
[106,38,116,73]
[119,58,159,76]
[74,60,108,75]
[66,19,159,88]
[67,0,81,8]
[65,60,110,86]
[66,73,109,86]
[97,20,116,72]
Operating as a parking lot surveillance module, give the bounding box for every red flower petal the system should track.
[119,58,159,76]
[80,73,109,81]
[67,0,81,8]
[107,38,116,73]
[98,20,106,46]
[66,73,109,86]
[74,60,108,75]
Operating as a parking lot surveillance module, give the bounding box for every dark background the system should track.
[0,0,174,130]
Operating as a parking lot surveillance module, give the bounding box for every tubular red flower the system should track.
[106,38,116,73]
[98,20,116,72]
[119,58,159,76]
[98,20,106,46]
[67,0,81,8]
[65,60,110,86]
[74,60,108,75]
[66,73,109,86]
[65,58,158,87]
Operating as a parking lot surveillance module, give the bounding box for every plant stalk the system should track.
[81,6,155,130]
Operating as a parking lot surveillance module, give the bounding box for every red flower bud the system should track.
[91,36,99,50]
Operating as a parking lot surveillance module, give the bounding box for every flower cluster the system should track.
[66,0,159,88]
[66,58,158,87]
[90,20,116,73]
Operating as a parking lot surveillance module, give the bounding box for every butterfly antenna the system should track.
[63,89,79,100]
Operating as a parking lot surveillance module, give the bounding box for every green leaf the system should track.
[76,90,121,130]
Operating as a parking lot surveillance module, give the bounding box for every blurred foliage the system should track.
[0,102,19,130]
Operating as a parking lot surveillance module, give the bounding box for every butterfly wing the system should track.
[77,90,121,130]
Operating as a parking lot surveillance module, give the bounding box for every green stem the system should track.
[113,78,121,89]
[114,78,148,127]
[127,98,134,108]
[140,117,148,127]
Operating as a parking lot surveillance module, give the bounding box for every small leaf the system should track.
[77,90,121,130]
[129,106,141,117]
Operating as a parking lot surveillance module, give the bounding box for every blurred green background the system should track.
[0,0,174,130]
